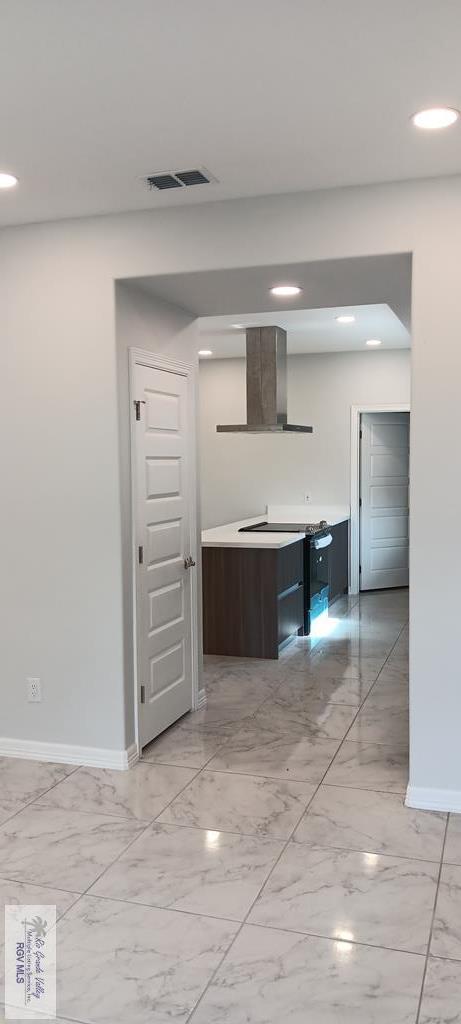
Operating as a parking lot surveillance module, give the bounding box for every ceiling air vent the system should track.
[146,173,182,191]
[145,168,216,191]
[175,169,210,186]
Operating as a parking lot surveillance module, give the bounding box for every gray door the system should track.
[360,412,409,591]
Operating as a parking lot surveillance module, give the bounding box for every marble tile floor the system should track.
[1,589,460,1022]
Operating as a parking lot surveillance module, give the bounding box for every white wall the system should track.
[199,349,411,527]
[0,175,460,806]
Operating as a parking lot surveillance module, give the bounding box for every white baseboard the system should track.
[196,688,207,710]
[0,737,139,771]
[406,784,461,814]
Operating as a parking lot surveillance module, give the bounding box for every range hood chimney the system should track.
[217,325,313,433]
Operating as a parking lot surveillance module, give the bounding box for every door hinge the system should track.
[359,428,363,439]
[140,685,146,704]
[138,545,144,565]
[134,399,146,421]
[359,497,362,507]
[359,564,362,574]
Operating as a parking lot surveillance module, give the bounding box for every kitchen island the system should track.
[202,507,349,659]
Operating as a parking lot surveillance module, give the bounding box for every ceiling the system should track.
[129,252,412,330]
[197,304,410,358]
[1,1,461,227]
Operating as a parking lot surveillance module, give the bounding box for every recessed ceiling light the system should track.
[231,324,244,329]
[336,314,356,324]
[0,172,18,189]
[198,349,213,357]
[270,285,302,297]
[412,107,459,130]
[366,338,382,347]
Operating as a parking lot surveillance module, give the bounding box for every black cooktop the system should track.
[238,521,328,534]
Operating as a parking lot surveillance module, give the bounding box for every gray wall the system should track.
[199,349,411,528]
[0,176,459,808]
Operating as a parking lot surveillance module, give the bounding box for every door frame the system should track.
[350,403,411,595]
[129,347,201,755]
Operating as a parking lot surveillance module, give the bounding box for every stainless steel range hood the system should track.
[217,325,313,433]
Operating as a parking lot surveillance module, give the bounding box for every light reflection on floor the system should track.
[309,610,341,638]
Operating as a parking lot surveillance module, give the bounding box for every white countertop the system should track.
[201,517,305,549]
[201,506,350,549]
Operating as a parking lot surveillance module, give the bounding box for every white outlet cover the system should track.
[26,677,41,702]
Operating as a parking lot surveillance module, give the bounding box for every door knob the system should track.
[184,556,196,569]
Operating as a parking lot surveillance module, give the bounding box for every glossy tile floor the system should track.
[1,590,460,1022]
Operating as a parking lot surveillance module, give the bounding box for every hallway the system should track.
[1,591,459,1022]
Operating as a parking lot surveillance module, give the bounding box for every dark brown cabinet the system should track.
[202,520,349,659]
[202,540,304,660]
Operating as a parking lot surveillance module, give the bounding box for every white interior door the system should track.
[360,412,409,591]
[133,359,196,748]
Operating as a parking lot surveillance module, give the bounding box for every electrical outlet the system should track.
[26,677,41,703]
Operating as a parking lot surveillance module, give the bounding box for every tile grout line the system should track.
[185,918,247,1024]
[186,666,398,1023]
[184,641,357,1024]
[1,607,408,839]
[35,755,219,824]
[38,760,210,967]
[187,606,410,1022]
[162,612,410,876]
[183,760,344,786]
[0,872,81,897]
[192,919,430,959]
[412,950,461,965]
[0,594,411,1023]
[84,761,206,885]
[245,925,427,958]
[186,597,388,1022]
[415,813,450,1024]
[2,760,204,828]
[361,624,409,700]
[317,617,410,782]
[180,680,320,1022]
[287,839,443,866]
[189,605,406,762]
[0,763,82,832]
[186,681,408,787]
[185,775,322,1024]
[200,624,409,791]
[149,668,305,782]
[321,781,407,795]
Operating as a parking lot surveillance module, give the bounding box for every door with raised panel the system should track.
[360,412,410,591]
[133,360,195,748]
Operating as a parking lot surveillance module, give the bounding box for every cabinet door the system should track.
[329,521,349,604]
[276,541,304,647]
[278,586,304,645]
